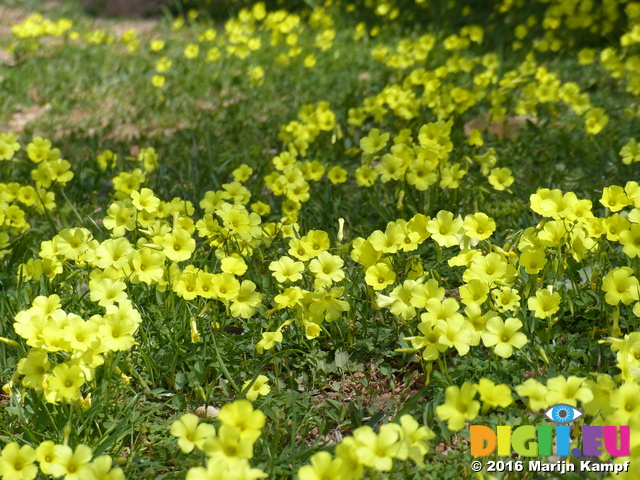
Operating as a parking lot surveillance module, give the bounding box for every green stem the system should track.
[437,354,452,385]
[209,319,239,393]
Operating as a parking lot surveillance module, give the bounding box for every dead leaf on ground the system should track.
[464,113,538,140]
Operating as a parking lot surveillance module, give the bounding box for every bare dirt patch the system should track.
[0,6,26,37]
[9,103,52,132]
[465,113,538,140]
[301,364,426,447]
[92,18,159,38]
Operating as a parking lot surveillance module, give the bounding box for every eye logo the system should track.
[544,404,584,424]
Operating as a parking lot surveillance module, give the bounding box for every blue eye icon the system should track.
[544,404,584,423]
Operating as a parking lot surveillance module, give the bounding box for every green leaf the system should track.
[334,349,350,369]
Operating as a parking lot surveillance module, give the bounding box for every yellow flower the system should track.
[255,331,283,354]
[103,201,136,237]
[298,451,344,480]
[186,458,265,480]
[365,263,396,290]
[201,424,255,465]
[603,214,630,242]
[353,424,401,471]
[242,375,271,401]
[421,297,462,324]
[436,382,480,431]
[162,228,196,262]
[230,280,262,318]
[620,225,640,258]
[98,303,140,352]
[288,238,312,261]
[306,287,350,322]
[303,54,316,68]
[459,280,490,305]
[17,349,50,391]
[620,138,640,165]
[308,251,344,287]
[477,378,513,414]
[406,157,437,190]
[0,442,38,480]
[190,317,200,343]
[528,288,561,319]
[466,128,484,146]
[360,128,389,155]
[137,147,159,173]
[626,181,640,207]
[464,304,495,345]
[217,400,266,442]
[170,413,215,453]
[405,320,446,359]
[436,315,474,355]
[0,133,20,161]
[578,48,595,65]
[585,107,609,135]
[250,201,270,216]
[211,273,240,301]
[481,317,527,358]
[221,255,248,276]
[515,379,549,411]
[47,363,85,402]
[156,56,172,73]
[269,256,304,283]
[369,228,402,253]
[354,165,378,187]
[492,286,521,313]
[35,441,57,475]
[602,267,640,305]
[488,167,514,191]
[89,277,127,307]
[130,248,165,285]
[299,160,324,182]
[232,164,253,182]
[600,185,630,212]
[426,210,463,247]
[184,43,199,59]
[151,75,165,88]
[150,39,165,51]
[440,164,467,189]
[462,212,495,240]
[63,316,99,352]
[582,374,616,417]
[335,438,363,479]
[397,415,434,467]
[463,252,510,284]
[88,456,125,480]
[249,66,265,86]
[545,375,593,407]
[26,137,52,163]
[199,28,217,42]
[327,166,347,184]
[519,248,547,274]
[608,382,640,424]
